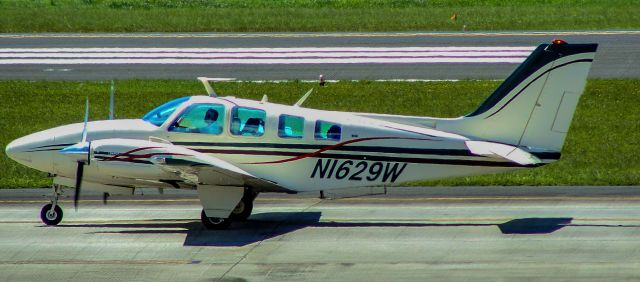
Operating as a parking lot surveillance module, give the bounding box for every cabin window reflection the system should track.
[142,96,190,127]
[278,115,304,139]
[315,121,341,141]
[168,103,225,135]
[230,107,266,137]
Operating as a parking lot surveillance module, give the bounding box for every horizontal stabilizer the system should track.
[465,140,541,166]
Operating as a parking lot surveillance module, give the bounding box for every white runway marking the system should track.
[0,47,534,65]
[42,68,72,72]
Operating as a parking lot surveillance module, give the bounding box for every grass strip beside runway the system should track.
[0,0,639,32]
[0,79,638,187]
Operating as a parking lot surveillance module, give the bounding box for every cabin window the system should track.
[315,121,341,141]
[278,115,304,139]
[168,103,225,135]
[142,96,190,127]
[230,107,266,137]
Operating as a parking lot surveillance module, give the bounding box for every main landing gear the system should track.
[40,184,63,226]
[200,188,258,230]
[230,189,258,221]
[200,210,232,230]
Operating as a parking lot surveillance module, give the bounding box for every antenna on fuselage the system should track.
[260,94,268,103]
[293,88,314,107]
[197,77,235,97]
[108,80,115,120]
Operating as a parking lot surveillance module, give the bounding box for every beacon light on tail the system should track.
[5,40,597,229]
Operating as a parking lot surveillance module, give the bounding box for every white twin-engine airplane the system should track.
[6,40,597,229]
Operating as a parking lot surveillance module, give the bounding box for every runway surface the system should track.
[1,186,639,281]
[0,31,638,80]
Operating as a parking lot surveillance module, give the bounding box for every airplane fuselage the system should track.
[7,95,546,193]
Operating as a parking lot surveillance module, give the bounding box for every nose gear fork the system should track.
[50,184,61,211]
[40,184,64,226]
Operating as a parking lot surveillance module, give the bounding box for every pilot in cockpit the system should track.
[198,108,223,134]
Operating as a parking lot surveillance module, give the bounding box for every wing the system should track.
[147,144,294,193]
[91,138,294,193]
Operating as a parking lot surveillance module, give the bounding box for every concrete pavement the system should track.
[0,186,639,281]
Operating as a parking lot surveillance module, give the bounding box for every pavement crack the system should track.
[216,198,324,281]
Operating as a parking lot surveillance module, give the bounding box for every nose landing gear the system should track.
[40,184,63,226]
[40,204,63,225]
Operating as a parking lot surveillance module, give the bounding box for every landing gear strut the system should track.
[40,184,63,226]
[229,188,258,221]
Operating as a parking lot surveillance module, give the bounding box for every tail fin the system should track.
[441,40,597,152]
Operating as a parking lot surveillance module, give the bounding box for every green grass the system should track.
[0,0,639,32]
[1,79,639,188]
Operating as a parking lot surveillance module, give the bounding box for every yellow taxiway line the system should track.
[1,196,640,204]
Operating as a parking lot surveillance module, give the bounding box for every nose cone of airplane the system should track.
[6,137,29,163]
[5,131,55,171]
[5,140,18,161]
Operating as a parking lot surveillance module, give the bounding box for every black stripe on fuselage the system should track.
[30,143,75,149]
[24,143,75,152]
[94,155,153,165]
[532,152,561,159]
[174,141,471,156]
[24,148,66,152]
[192,148,549,167]
[94,148,537,167]
[174,141,560,160]
[19,142,561,166]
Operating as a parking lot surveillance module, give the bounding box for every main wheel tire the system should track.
[40,204,63,226]
[200,209,232,230]
[229,196,253,221]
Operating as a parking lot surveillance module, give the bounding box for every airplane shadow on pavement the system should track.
[58,214,640,247]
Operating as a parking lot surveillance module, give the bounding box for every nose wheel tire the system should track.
[200,209,232,230]
[40,204,63,226]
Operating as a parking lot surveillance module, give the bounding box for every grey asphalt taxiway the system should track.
[1,31,639,80]
[1,186,639,281]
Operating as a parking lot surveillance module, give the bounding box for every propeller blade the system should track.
[103,192,110,205]
[60,97,91,162]
[74,161,84,211]
[81,97,90,143]
[109,81,115,120]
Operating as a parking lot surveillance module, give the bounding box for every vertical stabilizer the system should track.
[439,40,597,152]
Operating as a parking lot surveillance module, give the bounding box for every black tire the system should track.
[229,196,254,221]
[40,204,63,226]
[200,209,232,230]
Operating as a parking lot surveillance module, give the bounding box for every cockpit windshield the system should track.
[142,97,190,126]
